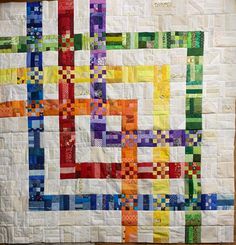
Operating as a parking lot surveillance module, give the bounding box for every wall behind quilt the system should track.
[0,0,235,243]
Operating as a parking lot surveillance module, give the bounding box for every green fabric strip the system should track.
[0,31,204,53]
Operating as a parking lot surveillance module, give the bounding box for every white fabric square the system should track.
[43,51,58,67]
[138,147,153,162]
[138,179,153,194]
[170,147,185,162]
[201,226,219,243]
[138,115,153,130]
[0,84,27,103]
[0,53,26,69]
[169,226,185,243]
[74,83,90,99]
[170,179,185,195]
[106,115,121,131]
[43,84,58,100]
[170,211,185,226]
[138,211,153,226]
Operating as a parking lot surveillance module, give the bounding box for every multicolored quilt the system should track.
[0,0,235,243]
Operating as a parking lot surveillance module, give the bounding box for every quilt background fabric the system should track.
[0,0,235,243]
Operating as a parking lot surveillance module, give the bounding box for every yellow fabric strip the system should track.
[106,36,123,42]
[152,64,170,242]
[0,68,18,84]
[152,157,170,242]
[0,65,163,85]
[153,64,170,130]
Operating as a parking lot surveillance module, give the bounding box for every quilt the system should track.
[0,0,235,243]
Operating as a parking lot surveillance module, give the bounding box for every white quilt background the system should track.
[0,0,235,243]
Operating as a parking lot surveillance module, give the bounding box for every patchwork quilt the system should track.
[0,0,235,243]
